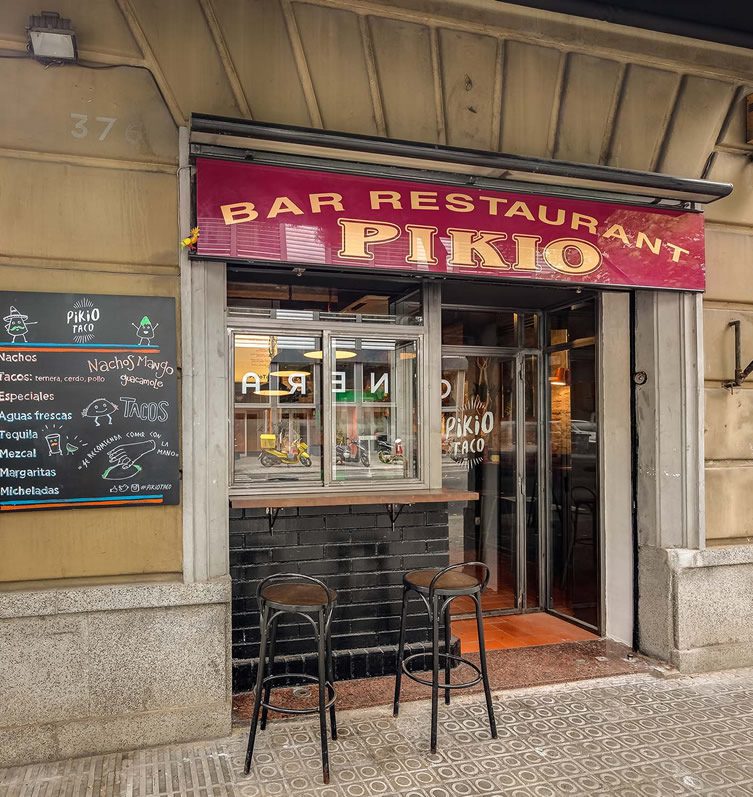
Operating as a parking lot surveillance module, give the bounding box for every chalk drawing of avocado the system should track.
[132,315,159,346]
[82,398,118,426]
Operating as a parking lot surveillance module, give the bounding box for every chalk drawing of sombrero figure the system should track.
[132,316,159,346]
[4,306,37,343]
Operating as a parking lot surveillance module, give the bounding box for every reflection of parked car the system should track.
[572,420,596,443]
[571,420,597,455]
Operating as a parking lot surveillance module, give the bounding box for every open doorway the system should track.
[440,282,601,652]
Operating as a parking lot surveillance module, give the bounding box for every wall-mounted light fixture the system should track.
[550,366,569,386]
[27,11,77,63]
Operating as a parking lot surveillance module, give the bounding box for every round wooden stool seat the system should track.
[261,581,336,608]
[404,567,480,593]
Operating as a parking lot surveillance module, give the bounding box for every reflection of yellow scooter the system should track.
[259,433,311,467]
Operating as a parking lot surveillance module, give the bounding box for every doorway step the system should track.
[452,612,596,653]
[233,638,657,723]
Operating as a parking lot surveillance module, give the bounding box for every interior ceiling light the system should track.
[304,350,357,360]
[269,369,310,378]
[256,387,289,396]
[27,11,77,63]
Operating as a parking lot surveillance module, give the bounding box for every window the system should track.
[229,290,425,492]
[233,333,322,486]
[330,337,419,483]
[227,272,423,325]
[441,308,517,347]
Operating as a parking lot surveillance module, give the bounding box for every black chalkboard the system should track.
[0,291,180,512]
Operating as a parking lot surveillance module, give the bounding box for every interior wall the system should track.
[0,58,181,582]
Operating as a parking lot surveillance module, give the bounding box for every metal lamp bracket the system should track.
[723,320,753,392]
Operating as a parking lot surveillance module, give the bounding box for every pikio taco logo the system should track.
[66,297,100,343]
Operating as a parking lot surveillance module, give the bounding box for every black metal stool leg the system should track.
[326,616,337,740]
[260,614,279,731]
[393,586,409,717]
[473,593,497,739]
[244,604,270,774]
[317,608,331,784]
[444,601,452,705]
[430,594,440,754]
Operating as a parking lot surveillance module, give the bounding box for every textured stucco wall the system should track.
[704,227,753,544]
[0,57,181,582]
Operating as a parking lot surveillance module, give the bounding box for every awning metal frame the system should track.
[189,113,732,208]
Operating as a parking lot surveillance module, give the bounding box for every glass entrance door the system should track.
[438,298,601,632]
[546,302,600,630]
[441,351,540,615]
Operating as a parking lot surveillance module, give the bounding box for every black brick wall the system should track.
[230,502,451,692]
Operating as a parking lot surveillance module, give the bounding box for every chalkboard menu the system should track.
[0,291,180,512]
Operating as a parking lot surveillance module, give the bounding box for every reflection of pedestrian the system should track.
[4,306,37,343]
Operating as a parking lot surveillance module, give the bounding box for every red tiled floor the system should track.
[448,551,517,615]
[453,611,598,653]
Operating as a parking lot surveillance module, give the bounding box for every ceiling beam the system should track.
[281,0,324,128]
[114,0,185,126]
[359,15,387,136]
[198,0,253,119]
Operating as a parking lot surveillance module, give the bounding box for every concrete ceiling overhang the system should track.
[1,0,751,224]
[501,0,753,50]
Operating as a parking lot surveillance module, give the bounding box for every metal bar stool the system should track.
[244,573,337,784]
[393,562,497,753]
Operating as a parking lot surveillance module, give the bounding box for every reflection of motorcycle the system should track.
[335,435,370,466]
[378,438,405,464]
[259,433,311,467]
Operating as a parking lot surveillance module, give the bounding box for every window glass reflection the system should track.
[442,309,517,347]
[442,355,519,613]
[227,277,422,325]
[233,334,322,485]
[548,302,599,629]
[332,337,419,483]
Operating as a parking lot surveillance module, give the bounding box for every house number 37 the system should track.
[69,113,145,145]
[70,113,117,140]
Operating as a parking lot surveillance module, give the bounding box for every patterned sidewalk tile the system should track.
[2,668,753,796]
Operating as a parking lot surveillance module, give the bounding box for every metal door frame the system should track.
[441,343,544,618]
[541,298,602,634]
